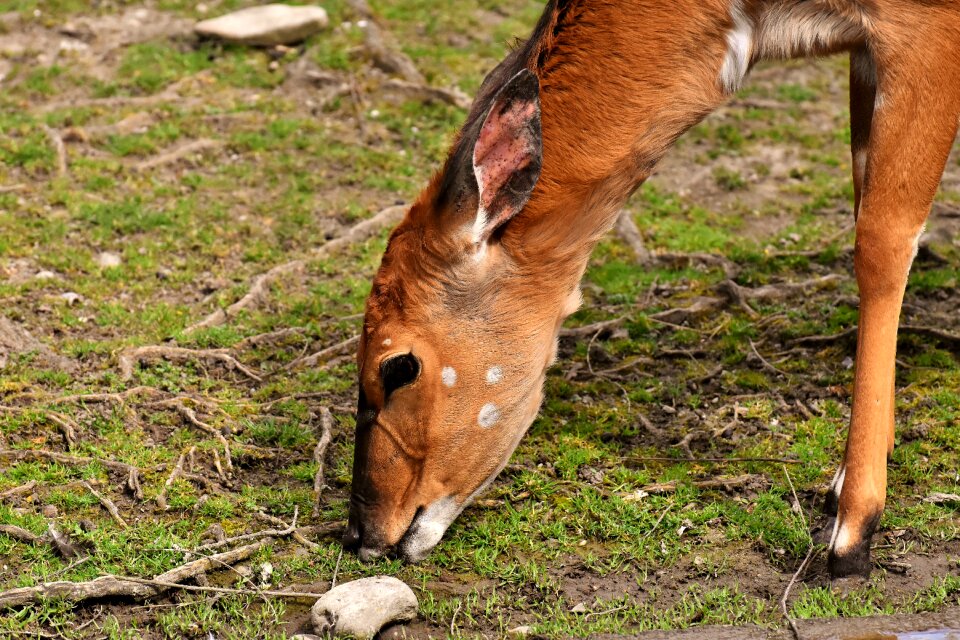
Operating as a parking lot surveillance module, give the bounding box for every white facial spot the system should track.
[382,338,392,347]
[478,403,500,428]
[441,366,457,388]
[719,1,753,94]
[486,366,503,385]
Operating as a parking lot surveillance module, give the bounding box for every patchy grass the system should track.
[0,1,958,638]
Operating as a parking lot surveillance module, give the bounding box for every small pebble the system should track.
[41,504,58,518]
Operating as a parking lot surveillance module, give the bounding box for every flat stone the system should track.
[311,576,418,639]
[195,4,328,46]
[96,251,122,268]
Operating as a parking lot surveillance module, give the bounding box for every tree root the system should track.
[284,335,359,371]
[118,346,262,382]
[0,539,275,610]
[133,138,221,172]
[313,408,334,516]
[184,204,406,334]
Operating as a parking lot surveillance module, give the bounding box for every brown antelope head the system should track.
[342,67,583,562]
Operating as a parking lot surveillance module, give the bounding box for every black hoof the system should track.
[828,538,873,578]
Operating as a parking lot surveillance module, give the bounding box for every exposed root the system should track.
[184,204,406,333]
[560,317,626,339]
[312,407,334,516]
[232,327,306,351]
[613,210,651,263]
[0,406,80,448]
[118,346,262,382]
[82,481,128,529]
[0,539,274,610]
[0,524,42,544]
[156,447,192,510]
[626,473,763,496]
[379,78,471,110]
[133,138,221,172]
[156,400,233,472]
[284,335,359,371]
[791,324,960,350]
[0,481,38,500]
[0,448,140,476]
[41,125,68,176]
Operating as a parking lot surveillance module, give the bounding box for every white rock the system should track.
[96,252,122,268]
[311,576,417,639]
[34,270,57,280]
[509,625,533,636]
[195,4,328,46]
[59,292,83,305]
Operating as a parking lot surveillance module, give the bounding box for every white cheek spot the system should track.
[486,366,503,384]
[441,366,457,388]
[719,1,753,94]
[478,403,500,428]
[382,338,392,347]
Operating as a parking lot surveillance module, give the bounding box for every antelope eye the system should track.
[380,353,421,400]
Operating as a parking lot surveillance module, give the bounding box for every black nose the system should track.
[342,518,362,550]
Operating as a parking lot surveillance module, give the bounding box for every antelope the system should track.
[343,0,960,578]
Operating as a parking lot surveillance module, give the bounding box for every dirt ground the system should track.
[0,1,958,638]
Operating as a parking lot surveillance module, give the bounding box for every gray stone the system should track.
[311,576,417,639]
[96,251,122,268]
[195,4,328,46]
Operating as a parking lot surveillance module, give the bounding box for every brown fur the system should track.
[347,0,960,575]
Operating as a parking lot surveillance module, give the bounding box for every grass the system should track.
[0,0,958,638]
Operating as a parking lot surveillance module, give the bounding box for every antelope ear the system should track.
[471,69,542,247]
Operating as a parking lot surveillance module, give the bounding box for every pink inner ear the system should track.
[473,101,538,232]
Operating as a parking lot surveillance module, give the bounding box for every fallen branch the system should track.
[313,408,334,516]
[284,335,359,371]
[118,345,261,382]
[0,539,272,610]
[232,327,306,351]
[133,138,220,172]
[184,204,406,334]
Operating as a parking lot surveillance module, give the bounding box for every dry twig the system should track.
[134,138,220,172]
[41,125,67,176]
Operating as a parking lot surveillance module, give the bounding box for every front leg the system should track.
[827,36,960,578]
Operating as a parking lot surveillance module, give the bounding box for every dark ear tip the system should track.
[507,68,540,100]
